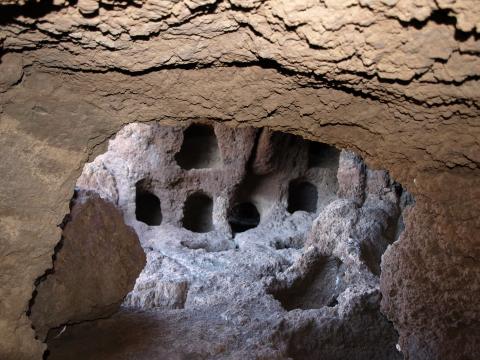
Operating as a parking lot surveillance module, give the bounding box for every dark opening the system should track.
[272,257,346,310]
[135,180,162,226]
[182,192,214,233]
[175,124,221,170]
[287,181,318,213]
[308,142,340,168]
[360,240,383,276]
[228,202,260,234]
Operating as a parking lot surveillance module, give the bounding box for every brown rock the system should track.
[0,53,23,93]
[29,193,146,340]
[0,0,479,356]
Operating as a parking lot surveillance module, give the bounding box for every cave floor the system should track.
[46,307,284,360]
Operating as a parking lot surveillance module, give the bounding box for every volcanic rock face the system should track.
[1,0,479,107]
[29,193,146,341]
[0,1,479,359]
[50,121,406,359]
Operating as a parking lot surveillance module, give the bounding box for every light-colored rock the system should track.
[337,150,366,205]
[77,0,99,15]
[55,122,404,359]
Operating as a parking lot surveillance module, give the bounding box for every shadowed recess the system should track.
[182,192,214,233]
[287,180,318,214]
[228,202,260,234]
[135,180,162,226]
[272,257,347,310]
[308,142,341,169]
[175,124,221,170]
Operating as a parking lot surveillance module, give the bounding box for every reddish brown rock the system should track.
[0,0,479,356]
[29,193,146,340]
[381,188,480,359]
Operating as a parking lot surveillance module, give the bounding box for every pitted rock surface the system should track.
[1,0,479,107]
[0,1,479,359]
[29,194,146,341]
[44,122,406,359]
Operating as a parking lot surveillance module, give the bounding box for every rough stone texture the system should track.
[0,1,479,357]
[1,0,480,107]
[48,122,403,359]
[29,193,146,341]
[382,200,480,359]
[76,122,341,307]
[336,150,366,206]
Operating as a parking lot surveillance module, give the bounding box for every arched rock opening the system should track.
[228,202,260,234]
[308,142,341,169]
[26,122,413,360]
[287,180,318,213]
[182,192,214,233]
[1,3,478,358]
[175,124,221,170]
[135,180,162,226]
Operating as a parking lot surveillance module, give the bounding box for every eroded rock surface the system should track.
[29,193,146,341]
[1,0,479,107]
[51,122,407,359]
[0,1,479,358]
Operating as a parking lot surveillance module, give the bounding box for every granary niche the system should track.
[182,192,214,233]
[308,141,341,169]
[135,179,162,226]
[287,180,319,214]
[28,122,413,360]
[175,123,222,170]
[228,201,260,234]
